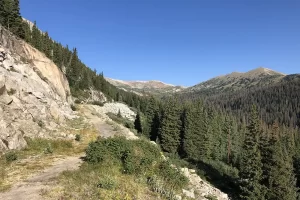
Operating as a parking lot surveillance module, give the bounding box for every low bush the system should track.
[5,151,18,162]
[74,99,81,104]
[106,112,134,130]
[44,143,53,154]
[7,88,16,95]
[205,194,218,200]
[91,101,104,106]
[97,176,117,190]
[70,104,77,111]
[85,137,188,196]
[37,120,45,128]
[75,134,81,141]
[156,161,188,191]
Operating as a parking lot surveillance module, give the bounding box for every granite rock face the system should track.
[0,25,76,151]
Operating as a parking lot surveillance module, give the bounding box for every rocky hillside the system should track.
[106,78,185,95]
[184,67,286,96]
[0,25,76,151]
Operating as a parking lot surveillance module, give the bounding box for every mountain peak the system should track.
[188,67,287,95]
[245,67,285,77]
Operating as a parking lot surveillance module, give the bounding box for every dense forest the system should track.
[206,74,300,128]
[137,96,300,199]
[1,0,300,199]
[180,74,300,128]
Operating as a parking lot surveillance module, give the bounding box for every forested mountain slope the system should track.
[184,67,285,97]
[206,74,300,127]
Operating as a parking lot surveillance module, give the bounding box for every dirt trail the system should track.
[80,104,138,139]
[0,156,83,200]
[0,104,137,200]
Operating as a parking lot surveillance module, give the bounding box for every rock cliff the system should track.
[0,25,75,151]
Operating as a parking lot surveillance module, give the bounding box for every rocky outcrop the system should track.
[0,25,75,151]
[179,168,229,200]
[83,88,107,103]
[101,102,136,121]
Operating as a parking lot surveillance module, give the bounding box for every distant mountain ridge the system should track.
[106,67,291,97]
[106,78,185,95]
[185,67,287,96]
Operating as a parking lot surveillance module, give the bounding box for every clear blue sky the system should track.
[20,0,299,86]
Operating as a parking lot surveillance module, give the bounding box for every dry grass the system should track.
[44,161,162,200]
[0,125,98,192]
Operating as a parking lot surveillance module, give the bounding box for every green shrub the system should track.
[84,137,188,199]
[86,137,131,164]
[85,137,161,175]
[44,143,53,154]
[97,176,117,190]
[156,161,188,191]
[37,120,45,128]
[124,121,134,129]
[70,104,77,111]
[107,112,134,130]
[5,151,18,162]
[205,194,218,200]
[75,134,81,141]
[7,88,16,95]
[147,175,177,199]
[74,99,81,104]
[91,101,104,106]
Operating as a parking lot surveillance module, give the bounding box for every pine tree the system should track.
[22,21,31,43]
[182,101,204,159]
[239,105,265,200]
[144,96,158,138]
[0,0,23,37]
[31,21,42,50]
[263,123,298,200]
[117,109,122,118]
[224,116,232,164]
[158,98,182,154]
[134,111,143,134]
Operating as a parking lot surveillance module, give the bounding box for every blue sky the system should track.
[20,0,299,86]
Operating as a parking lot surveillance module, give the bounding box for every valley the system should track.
[1,1,299,200]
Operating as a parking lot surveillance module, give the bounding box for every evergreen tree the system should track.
[182,101,205,159]
[264,123,298,200]
[144,96,158,138]
[117,109,122,118]
[0,0,24,37]
[158,98,182,154]
[31,21,42,50]
[239,105,265,200]
[134,111,143,134]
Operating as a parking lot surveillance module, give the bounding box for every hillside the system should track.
[1,1,300,200]
[106,78,185,95]
[184,67,285,96]
[0,3,229,200]
[206,73,300,127]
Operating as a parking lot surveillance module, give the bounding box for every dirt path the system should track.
[80,104,138,140]
[0,104,137,200]
[0,155,83,200]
